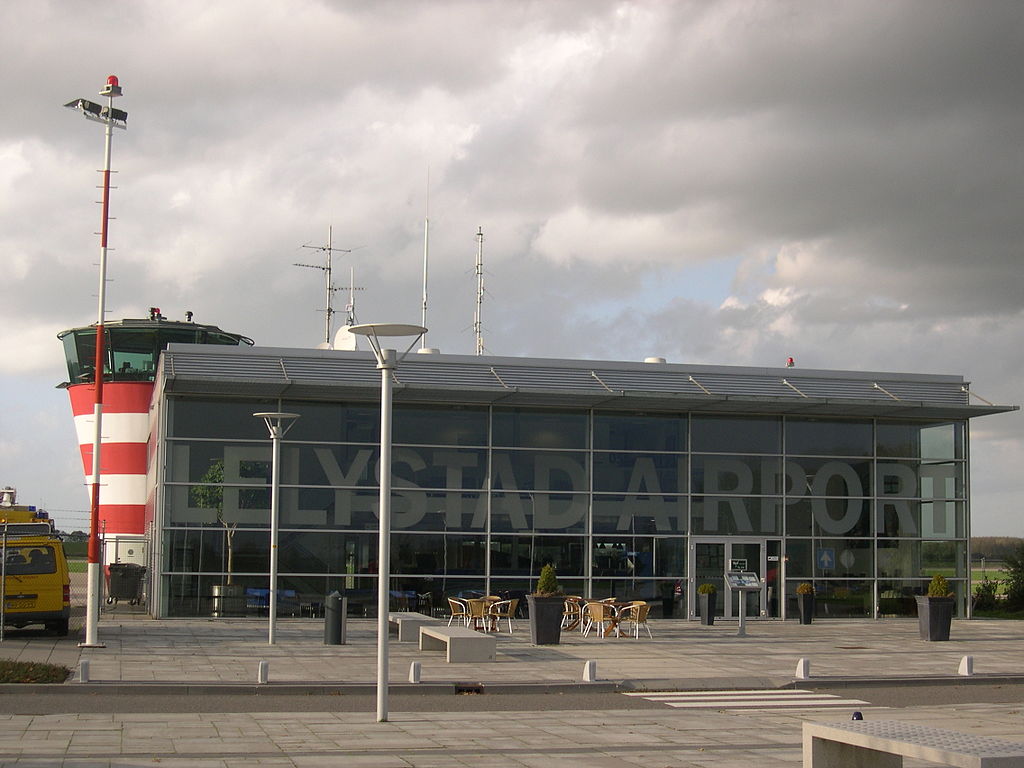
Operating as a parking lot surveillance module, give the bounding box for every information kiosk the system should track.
[725,571,762,637]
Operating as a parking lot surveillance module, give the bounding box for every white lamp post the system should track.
[254,412,300,645]
[64,76,128,649]
[348,323,426,723]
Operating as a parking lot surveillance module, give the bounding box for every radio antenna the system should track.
[420,169,430,349]
[474,226,485,355]
[294,226,362,347]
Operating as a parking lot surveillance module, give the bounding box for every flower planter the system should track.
[526,595,563,645]
[698,592,716,625]
[915,595,954,641]
[798,593,814,624]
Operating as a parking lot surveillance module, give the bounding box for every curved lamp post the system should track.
[348,323,426,723]
[254,412,300,645]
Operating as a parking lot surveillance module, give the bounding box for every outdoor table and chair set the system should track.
[560,596,652,638]
[445,594,651,638]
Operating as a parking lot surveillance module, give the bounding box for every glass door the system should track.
[693,541,727,620]
[690,539,775,620]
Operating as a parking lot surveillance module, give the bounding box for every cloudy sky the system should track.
[2,0,1020,535]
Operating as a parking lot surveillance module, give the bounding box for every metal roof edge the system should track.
[163,343,969,385]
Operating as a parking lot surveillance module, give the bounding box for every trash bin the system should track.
[211,584,244,617]
[107,563,146,606]
[324,591,347,645]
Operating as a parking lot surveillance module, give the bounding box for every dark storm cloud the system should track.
[1,0,1021,531]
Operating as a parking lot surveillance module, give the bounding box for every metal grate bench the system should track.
[804,720,1024,767]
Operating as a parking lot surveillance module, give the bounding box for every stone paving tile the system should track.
[4,617,1024,765]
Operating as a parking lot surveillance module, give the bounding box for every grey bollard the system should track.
[324,591,347,645]
[78,660,90,683]
[257,660,269,684]
[583,660,597,682]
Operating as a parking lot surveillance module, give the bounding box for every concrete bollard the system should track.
[78,660,90,683]
[409,661,421,683]
[583,660,597,682]
[959,655,974,676]
[257,660,269,684]
[795,657,810,680]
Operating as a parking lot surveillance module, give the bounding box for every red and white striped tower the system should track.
[68,381,152,544]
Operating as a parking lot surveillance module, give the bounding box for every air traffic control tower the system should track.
[58,309,252,565]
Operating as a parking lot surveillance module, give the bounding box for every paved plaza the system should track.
[0,615,1023,765]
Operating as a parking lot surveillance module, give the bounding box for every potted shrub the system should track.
[526,564,564,645]
[916,573,954,641]
[697,583,717,625]
[796,582,815,624]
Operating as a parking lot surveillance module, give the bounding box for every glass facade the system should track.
[155,397,969,620]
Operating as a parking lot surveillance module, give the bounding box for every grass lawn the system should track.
[0,660,71,683]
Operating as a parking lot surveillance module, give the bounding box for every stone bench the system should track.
[388,611,440,642]
[418,625,496,663]
[804,720,1024,767]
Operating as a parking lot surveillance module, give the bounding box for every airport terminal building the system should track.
[145,343,1013,621]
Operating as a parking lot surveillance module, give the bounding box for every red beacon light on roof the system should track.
[786,357,795,368]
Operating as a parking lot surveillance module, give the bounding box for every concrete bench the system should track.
[418,625,496,663]
[388,611,440,642]
[804,720,1024,767]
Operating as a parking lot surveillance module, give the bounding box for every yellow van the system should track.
[2,518,71,636]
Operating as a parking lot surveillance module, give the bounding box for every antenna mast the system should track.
[474,226,485,356]
[332,266,364,351]
[420,170,429,349]
[294,226,358,347]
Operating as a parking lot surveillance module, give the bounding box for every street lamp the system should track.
[349,322,426,723]
[64,75,128,649]
[254,412,300,645]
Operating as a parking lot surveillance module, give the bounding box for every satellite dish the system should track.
[334,325,358,351]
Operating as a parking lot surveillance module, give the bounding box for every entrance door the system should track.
[690,539,779,620]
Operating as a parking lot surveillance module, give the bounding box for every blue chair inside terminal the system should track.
[244,588,300,616]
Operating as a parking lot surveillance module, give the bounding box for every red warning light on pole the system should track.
[100,75,123,98]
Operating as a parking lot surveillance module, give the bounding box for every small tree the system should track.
[534,564,561,596]
[926,573,952,598]
[1001,544,1024,609]
[973,578,999,612]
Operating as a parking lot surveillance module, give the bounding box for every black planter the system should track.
[916,595,954,641]
[798,593,814,624]
[526,595,563,645]
[698,592,716,625]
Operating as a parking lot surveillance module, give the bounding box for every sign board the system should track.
[729,558,748,571]
[725,571,761,591]
[816,548,835,570]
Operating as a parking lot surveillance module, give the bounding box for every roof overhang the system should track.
[156,345,1017,422]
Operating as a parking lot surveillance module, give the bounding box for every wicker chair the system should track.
[583,601,617,638]
[561,597,583,630]
[487,598,519,633]
[447,597,469,627]
[618,601,652,638]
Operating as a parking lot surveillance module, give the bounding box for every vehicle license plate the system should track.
[5,600,34,609]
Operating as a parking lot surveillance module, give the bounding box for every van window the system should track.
[3,546,57,575]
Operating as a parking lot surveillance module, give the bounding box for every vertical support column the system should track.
[376,349,395,723]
